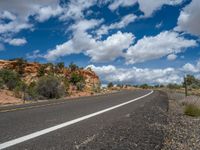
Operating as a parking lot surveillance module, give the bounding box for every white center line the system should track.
[0,90,153,149]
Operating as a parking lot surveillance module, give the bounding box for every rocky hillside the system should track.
[0,59,100,93]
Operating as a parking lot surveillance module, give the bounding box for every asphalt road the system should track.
[0,90,168,150]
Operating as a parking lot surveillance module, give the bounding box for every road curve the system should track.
[0,90,168,150]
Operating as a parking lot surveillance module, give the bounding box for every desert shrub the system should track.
[69,72,84,85]
[13,81,27,98]
[69,62,78,72]
[0,69,21,90]
[15,58,27,75]
[0,77,4,89]
[38,65,46,77]
[140,84,149,89]
[184,104,200,117]
[107,82,113,88]
[167,83,181,89]
[92,83,101,93]
[26,81,38,100]
[76,82,85,91]
[36,75,65,99]
[56,62,64,70]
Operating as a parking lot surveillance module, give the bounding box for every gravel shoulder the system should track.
[162,92,200,150]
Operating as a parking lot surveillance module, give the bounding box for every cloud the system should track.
[0,43,4,51]
[97,14,137,36]
[155,21,163,29]
[167,54,177,61]
[138,0,183,17]
[5,38,27,46]
[109,0,137,11]
[109,0,183,17]
[36,6,63,22]
[175,0,200,37]
[26,50,43,60]
[87,64,182,85]
[126,31,197,64]
[0,0,62,43]
[45,29,134,62]
[182,60,200,73]
[59,0,97,21]
[87,31,134,62]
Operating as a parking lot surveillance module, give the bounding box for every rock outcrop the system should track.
[0,60,101,92]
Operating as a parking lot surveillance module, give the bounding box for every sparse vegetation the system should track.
[184,104,200,117]
[69,62,79,72]
[70,72,84,85]
[0,69,21,90]
[140,84,149,89]
[107,82,113,88]
[38,65,46,77]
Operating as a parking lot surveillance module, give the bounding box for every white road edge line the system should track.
[0,90,153,149]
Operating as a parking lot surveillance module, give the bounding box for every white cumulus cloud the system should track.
[126,31,197,64]
[87,64,182,85]
[175,0,200,37]
[5,38,27,46]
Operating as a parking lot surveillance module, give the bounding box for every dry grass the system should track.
[184,104,200,117]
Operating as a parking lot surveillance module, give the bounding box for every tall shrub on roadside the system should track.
[36,75,65,99]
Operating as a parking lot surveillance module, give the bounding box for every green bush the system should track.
[26,82,38,100]
[15,58,27,75]
[140,84,149,89]
[38,65,46,77]
[69,72,84,85]
[36,75,65,99]
[107,82,113,88]
[184,104,200,117]
[69,62,78,72]
[13,81,27,98]
[0,69,21,90]
[0,77,4,89]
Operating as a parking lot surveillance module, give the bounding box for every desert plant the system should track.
[69,62,78,72]
[107,82,113,88]
[13,81,27,98]
[36,75,65,99]
[26,81,38,100]
[140,84,149,89]
[0,69,21,90]
[0,77,4,89]
[56,62,65,70]
[15,58,27,76]
[76,82,85,91]
[69,72,84,85]
[184,104,200,117]
[38,65,46,77]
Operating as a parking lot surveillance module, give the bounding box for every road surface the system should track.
[0,90,168,150]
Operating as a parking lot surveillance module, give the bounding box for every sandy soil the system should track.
[0,90,22,105]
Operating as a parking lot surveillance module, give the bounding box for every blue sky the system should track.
[0,0,200,85]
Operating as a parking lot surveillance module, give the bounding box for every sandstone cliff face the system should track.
[0,60,100,92]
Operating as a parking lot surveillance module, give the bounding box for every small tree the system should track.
[0,77,4,89]
[140,84,149,89]
[15,58,27,76]
[69,62,78,72]
[107,82,113,88]
[69,72,84,85]
[56,62,64,69]
[38,65,46,77]
[0,69,21,90]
